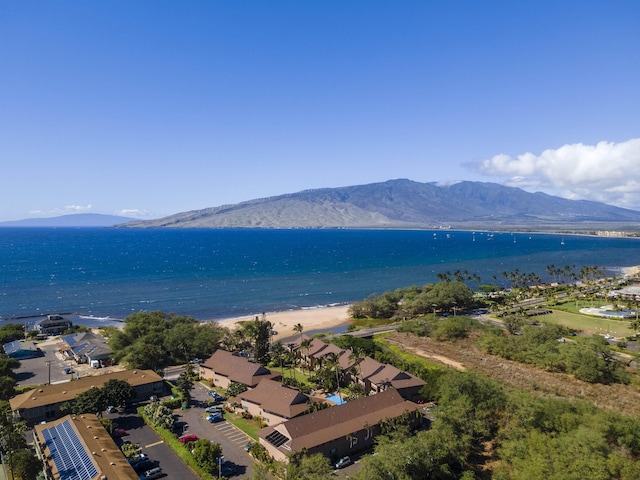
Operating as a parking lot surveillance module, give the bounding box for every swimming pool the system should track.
[325,394,346,405]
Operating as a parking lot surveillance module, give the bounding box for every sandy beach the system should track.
[622,265,640,277]
[216,305,352,341]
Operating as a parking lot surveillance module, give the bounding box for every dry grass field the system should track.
[386,331,640,417]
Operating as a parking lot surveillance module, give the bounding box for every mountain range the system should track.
[0,213,138,227]
[119,179,640,231]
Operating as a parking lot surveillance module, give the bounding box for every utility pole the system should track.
[46,361,52,385]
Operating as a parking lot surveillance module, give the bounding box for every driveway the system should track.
[176,382,256,478]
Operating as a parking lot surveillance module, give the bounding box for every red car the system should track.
[113,428,128,437]
[178,434,198,443]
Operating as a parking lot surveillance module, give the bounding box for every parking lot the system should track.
[180,383,361,478]
[176,382,256,477]
[14,338,125,387]
[14,341,75,386]
[109,411,200,480]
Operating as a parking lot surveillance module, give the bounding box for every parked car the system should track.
[206,413,223,423]
[178,434,198,443]
[128,453,149,465]
[220,461,238,477]
[133,460,159,473]
[243,441,255,452]
[335,456,351,469]
[106,405,117,413]
[64,367,73,374]
[205,406,223,413]
[113,428,128,437]
[208,390,226,400]
[140,467,164,479]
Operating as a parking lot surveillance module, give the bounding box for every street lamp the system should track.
[218,455,224,479]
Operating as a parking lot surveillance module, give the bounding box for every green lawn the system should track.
[544,309,633,338]
[224,413,263,440]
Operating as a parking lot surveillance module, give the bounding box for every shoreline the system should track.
[215,304,352,342]
[4,261,638,331]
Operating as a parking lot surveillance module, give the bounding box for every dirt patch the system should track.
[386,331,640,417]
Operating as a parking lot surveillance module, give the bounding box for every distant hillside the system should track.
[0,213,139,227]
[118,179,640,230]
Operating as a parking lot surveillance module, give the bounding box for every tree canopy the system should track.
[107,311,227,370]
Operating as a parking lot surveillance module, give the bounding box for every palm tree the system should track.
[293,323,304,348]
[300,338,312,375]
[285,350,298,380]
[348,348,365,379]
[348,348,366,390]
[325,352,342,395]
[270,341,287,382]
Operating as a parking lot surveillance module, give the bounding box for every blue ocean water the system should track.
[0,228,639,326]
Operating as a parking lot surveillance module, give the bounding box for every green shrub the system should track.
[162,398,182,410]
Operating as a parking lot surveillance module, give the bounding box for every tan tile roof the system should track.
[240,378,309,419]
[307,338,343,358]
[359,356,386,378]
[366,364,426,390]
[203,349,274,387]
[34,414,139,480]
[305,340,424,390]
[258,390,421,452]
[10,369,162,411]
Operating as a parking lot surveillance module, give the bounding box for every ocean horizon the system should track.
[1,228,639,328]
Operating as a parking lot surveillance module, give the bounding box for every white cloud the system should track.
[63,204,93,213]
[114,209,156,219]
[475,138,640,210]
[29,205,94,217]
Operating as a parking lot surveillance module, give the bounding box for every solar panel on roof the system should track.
[3,340,20,355]
[265,430,289,448]
[42,419,98,480]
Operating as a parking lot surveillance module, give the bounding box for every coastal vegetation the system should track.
[104,311,228,370]
[328,265,640,478]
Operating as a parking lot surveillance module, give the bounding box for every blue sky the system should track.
[1,1,639,221]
